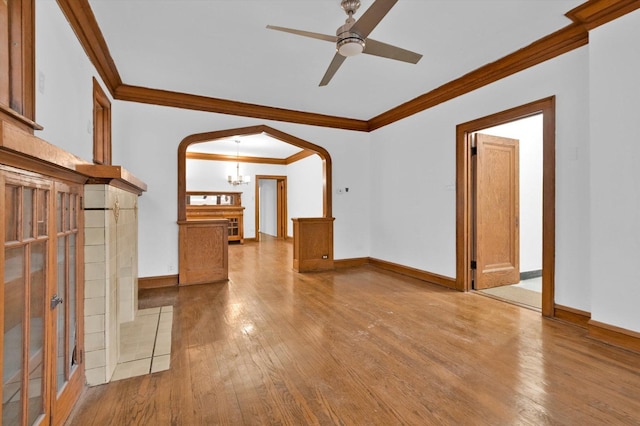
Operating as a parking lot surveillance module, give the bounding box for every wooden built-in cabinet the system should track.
[292,217,335,272]
[178,220,228,286]
[186,191,244,243]
[1,120,147,424]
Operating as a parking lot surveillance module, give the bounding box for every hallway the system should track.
[67,238,640,424]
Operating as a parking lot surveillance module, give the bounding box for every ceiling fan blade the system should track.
[266,25,337,43]
[319,53,346,86]
[350,0,398,39]
[363,38,422,64]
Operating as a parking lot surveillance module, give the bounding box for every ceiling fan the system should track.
[267,0,422,86]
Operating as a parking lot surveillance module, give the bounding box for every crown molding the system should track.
[186,152,287,165]
[114,84,369,132]
[56,0,122,96]
[57,0,638,132]
[186,149,316,165]
[285,149,316,164]
[368,23,588,130]
[566,0,640,30]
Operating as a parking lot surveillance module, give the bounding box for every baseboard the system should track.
[554,304,591,329]
[138,274,179,289]
[334,257,369,268]
[368,258,457,289]
[520,269,542,280]
[588,320,640,354]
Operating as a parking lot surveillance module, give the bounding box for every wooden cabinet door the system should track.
[50,182,84,425]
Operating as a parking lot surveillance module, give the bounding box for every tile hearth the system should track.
[111,306,173,381]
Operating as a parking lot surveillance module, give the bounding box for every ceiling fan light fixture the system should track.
[337,36,365,57]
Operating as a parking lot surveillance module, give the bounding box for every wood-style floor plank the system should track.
[66,237,640,425]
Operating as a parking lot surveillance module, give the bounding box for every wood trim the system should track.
[17,0,35,121]
[369,258,457,290]
[0,104,42,131]
[255,175,287,242]
[456,97,556,316]
[588,320,640,354]
[56,0,122,96]
[138,274,179,289]
[369,24,587,130]
[116,84,369,132]
[0,0,40,132]
[286,149,316,165]
[334,257,370,269]
[92,77,112,165]
[0,120,90,183]
[75,164,147,195]
[178,124,333,221]
[554,304,591,329]
[186,152,287,165]
[566,0,640,30]
[186,150,315,166]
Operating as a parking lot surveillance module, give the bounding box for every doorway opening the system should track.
[471,115,543,310]
[456,97,555,317]
[255,175,287,241]
[177,124,333,243]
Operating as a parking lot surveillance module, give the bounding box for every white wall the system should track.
[287,154,324,236]
[589,9,640,332]
[481,115,543,274]
[370,47,590,312]
[34,0,108,159]
[259,180,278,236]
[112,102,371,277]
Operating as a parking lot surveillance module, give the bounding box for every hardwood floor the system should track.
[66,237,640,425]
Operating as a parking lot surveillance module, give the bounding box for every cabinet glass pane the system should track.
[5,185,19,242]
[22,188,34,239]
[56,236,67,393]
[36,189,48,237]
[3,246,25,426]
[28,242,46,425]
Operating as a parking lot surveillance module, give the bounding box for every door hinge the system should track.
[471,147,477,156]
[470,260,477,270]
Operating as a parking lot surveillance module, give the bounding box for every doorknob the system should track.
[50,294,64,310]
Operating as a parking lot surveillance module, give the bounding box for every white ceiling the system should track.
[187,133,303,159]
[88,0,582,121]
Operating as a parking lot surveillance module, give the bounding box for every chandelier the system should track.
[228,140,250,186]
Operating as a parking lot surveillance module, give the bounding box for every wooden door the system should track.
[474,133,520,290]
[1,171,83,426]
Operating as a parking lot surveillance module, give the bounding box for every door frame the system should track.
[456,96,555,316]
[255,175,287,241]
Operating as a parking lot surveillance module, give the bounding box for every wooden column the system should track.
[292,217,335,272]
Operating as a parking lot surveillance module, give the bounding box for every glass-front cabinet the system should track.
[2,169,84,426]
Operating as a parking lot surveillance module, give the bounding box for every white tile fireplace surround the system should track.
[83,184,141,386]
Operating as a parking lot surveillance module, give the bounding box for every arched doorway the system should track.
[177,125,332,222]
